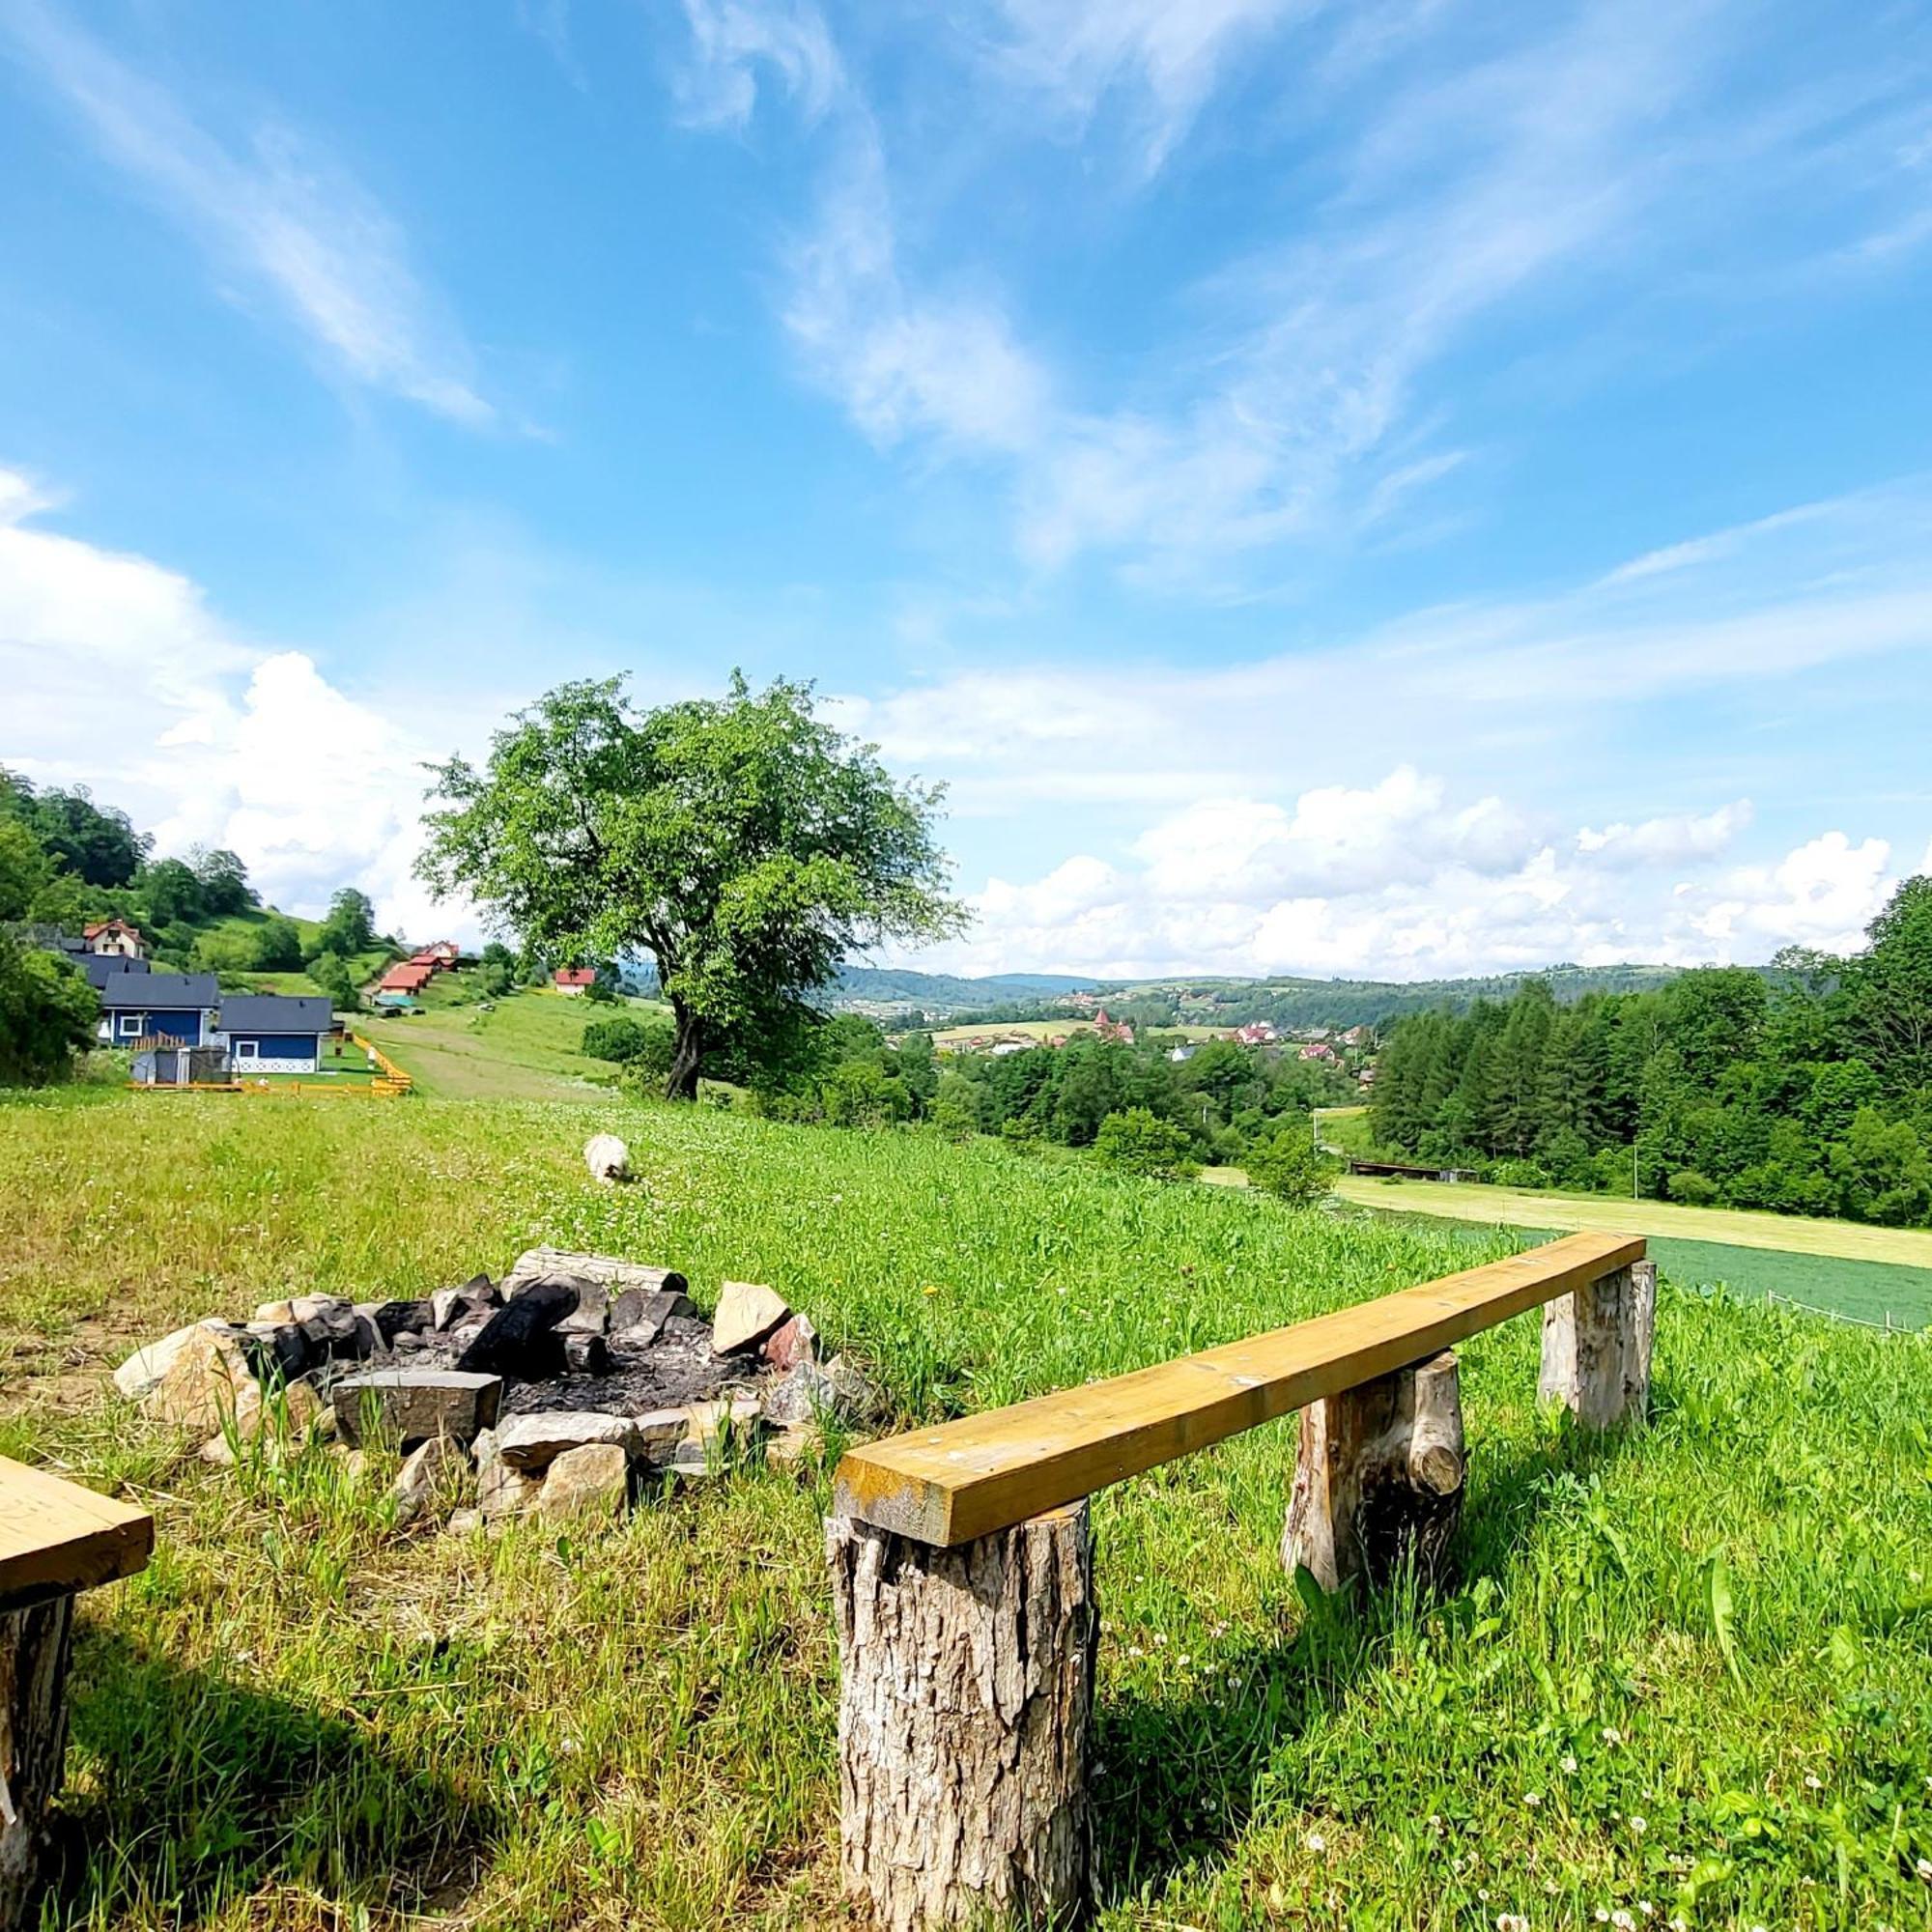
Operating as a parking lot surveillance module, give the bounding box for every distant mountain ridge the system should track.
[829,961,1686,1028]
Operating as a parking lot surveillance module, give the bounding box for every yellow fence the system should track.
[125,1027,415,1100]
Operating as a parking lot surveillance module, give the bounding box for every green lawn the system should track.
[1,1090,1928,1930]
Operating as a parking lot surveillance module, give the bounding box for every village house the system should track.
[215,994,334,1075]
[1298,1041,1339,1063]
[378,961,434,1000]
[82,918,146,959]
[1091,1007,1135,1044]
[554,967,596,997]
[1235,1021,1278,1045]
[96,971,219,1047]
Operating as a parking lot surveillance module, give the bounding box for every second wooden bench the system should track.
[826,1230,1655,1931]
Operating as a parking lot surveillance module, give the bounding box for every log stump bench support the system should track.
[0,1457,155,1931]
[830,1230,1651,1929]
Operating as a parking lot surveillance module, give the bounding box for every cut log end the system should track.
[827,1502,1095,1932]
[1283,1350,1466,1595]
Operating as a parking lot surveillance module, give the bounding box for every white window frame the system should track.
[232,1038,261,1064]
[117,1013,143,1037]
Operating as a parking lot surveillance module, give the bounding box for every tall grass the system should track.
[2,1090,1928,1930]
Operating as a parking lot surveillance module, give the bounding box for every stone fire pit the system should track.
[111,1246,880,1528]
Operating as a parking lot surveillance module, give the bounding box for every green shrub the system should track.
[1094,1107,1196,1181]
[1667,1168,1721,1206]
[1246,1123,1338,1205]
[582,1016,651,1063]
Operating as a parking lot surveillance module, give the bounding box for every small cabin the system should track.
[554,967,595,997]
[96,972,218,1047]
[215,994,334,1074]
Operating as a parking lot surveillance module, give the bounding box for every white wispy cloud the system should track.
[0,0,493,424]
[668,0,1932,581]
[979,0,1305,176]
[674,0,844,128]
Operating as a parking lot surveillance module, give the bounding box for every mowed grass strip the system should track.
[1,1091,1928,1931]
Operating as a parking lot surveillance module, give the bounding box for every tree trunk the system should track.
[1538,1259,1656,1429]
[0,1596,74,1932]
[827,1503,1095,1932]
[664,1004,704,1102]
[1283,1350,1465,1594]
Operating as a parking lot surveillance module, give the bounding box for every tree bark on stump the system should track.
[1282,1350,1466,1594]
[827,1503,1096,1932]
[1538,1259,1656,1429]
[0,1596,74,1932]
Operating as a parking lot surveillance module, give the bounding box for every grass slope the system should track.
[1,1092,1928,1930]
[358,981,646,1101]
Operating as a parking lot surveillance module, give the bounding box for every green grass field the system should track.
[358,981,655,1101]
[1308,1108,1932,1328]
[1,1089,1928,1930]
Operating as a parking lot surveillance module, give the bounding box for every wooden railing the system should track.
[826,1230,1656,1931]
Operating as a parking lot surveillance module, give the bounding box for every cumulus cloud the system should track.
[1577,801,1752,868]
[923,804,1898,981]
[0,469,474,938]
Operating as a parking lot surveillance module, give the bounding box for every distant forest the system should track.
[1369,880,1932,1228]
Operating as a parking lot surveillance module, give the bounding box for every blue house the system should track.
[97,972,219,1047]
[215,994,334,1074]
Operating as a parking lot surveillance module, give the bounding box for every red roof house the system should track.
[379,962,433,994]
[554,967,596,996]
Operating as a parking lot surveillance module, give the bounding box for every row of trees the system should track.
[730,1016,1358,1168]
[1368,879,1932,1226]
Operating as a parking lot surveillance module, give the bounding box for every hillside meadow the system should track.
[1,1090,1929,1931]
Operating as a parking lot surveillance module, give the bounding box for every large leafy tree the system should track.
[417,674,965,1097]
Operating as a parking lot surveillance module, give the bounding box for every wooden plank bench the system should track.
[825,1230,1655,1931]
[0,1458,154,1930]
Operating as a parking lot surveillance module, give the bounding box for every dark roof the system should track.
[79,956,150,990]
[218,994,333,1035]
[99,972,218,1009]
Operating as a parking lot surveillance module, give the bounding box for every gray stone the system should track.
[562,1332,610,1376]
[113,1321,226,1402]
[496,1409,639,1471]
[628,1407,697,1465]
[764,1360,838,1429]
[393,1435,469,1525]
[140,1324,263,1436]
[538,1442,631,1517]
[610,1287,695,1343]
[711,1281,789,1356]
[432,1275,498,1332]
[331,1368,503,1448]
[474,1429,543,1520]
[445,1506,484,1535]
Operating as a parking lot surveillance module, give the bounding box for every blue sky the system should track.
[3,0,1930,976]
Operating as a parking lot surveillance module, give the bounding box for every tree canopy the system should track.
[418,674,966,1095]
